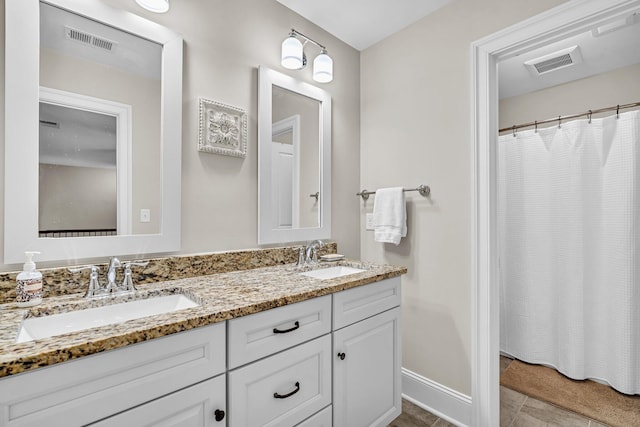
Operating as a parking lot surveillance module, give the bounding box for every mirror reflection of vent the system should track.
[64,26,117,52]
[525,45,583,75]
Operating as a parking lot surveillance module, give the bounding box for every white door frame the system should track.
[39,86,132,235]
[470,0,640,425]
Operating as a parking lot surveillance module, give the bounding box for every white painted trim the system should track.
[402,368,471,427]
[39,87,133,235]
[470,0,640,425]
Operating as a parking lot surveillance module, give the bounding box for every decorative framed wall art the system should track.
[198,98,247,158]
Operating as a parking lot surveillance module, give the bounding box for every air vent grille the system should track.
[524,45,583,75]
[533,54,573,73]
[64,26,117,52]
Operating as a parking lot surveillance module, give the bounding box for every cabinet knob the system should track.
[337,352,346,360]
[214,409,225,422]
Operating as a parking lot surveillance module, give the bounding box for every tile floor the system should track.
[388,356,610,426]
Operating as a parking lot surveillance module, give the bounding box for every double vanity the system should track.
[0,250,405,427]
[2,1,402,425]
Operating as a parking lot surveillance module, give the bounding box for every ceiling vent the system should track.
[64,26,117,52]
[524,45,583,75]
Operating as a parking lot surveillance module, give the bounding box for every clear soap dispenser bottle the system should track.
[16,251,43,307]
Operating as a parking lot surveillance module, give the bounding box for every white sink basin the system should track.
[299,266,366,280]
[16,294,199,343]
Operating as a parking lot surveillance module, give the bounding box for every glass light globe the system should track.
[281,36,304,69]
[313,52,333,83]
[135,0,169,13]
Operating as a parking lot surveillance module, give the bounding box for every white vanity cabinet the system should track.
[332,277,402,427]
[0,322,226,427]
[0,276,402,427]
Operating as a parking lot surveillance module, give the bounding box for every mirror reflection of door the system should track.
[39,101,119,237]
[271,86,321,230]
[39,1,162,237]
[271,116,300,229]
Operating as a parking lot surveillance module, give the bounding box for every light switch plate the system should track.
[366,213,375,231]
[140,209,151,223]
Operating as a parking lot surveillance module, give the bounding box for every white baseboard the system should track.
[401,368,472,427]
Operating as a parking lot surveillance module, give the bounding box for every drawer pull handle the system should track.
[273,321,300,334]
[214,409,225,422]
[273,381,300,399]
[337,352,346,360]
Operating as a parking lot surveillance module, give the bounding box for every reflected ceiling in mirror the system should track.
[258,66,331,245]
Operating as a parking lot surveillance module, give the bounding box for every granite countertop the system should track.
[0,260,406,378]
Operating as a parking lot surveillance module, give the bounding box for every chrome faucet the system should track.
[304,240,324,265]
[69,257,148,299]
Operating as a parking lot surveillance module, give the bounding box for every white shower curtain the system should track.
[498,110,640,395]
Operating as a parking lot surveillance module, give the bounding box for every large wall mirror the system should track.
[258,66,331,244]
[4,0,182,264]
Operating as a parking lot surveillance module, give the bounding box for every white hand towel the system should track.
[373,187,407,245]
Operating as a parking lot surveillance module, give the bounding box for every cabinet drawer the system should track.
[0,322,225,427]
[90,374,226,426]
[228,335,332,427]
[296,406,332,427]
[228,295,331,368]
[333,277,401,330]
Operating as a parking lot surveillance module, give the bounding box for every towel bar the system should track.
[356,185,430,201]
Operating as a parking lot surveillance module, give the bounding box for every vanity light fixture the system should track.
[135,0,169,13]
[281,29,333,83]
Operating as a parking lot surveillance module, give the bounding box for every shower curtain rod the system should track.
[498,101,640,134]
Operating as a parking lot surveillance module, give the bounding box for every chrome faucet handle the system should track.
[121,261,149,293]
[294,247,305,266]
[68,265,103,298]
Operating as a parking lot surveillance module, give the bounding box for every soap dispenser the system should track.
[16,251,43,307]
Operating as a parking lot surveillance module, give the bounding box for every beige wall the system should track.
[0,0,361,270]
[39,164,117,232]
[360,0,568,395]
[500,63,640,129]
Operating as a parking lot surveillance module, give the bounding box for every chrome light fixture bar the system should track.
[281,29,333,83]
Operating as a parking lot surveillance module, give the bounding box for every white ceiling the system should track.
[276,0,451,51]
[276,1,640,99]
[498,13,640,99]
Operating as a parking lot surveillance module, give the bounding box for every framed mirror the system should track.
[4,0,183,264]
[258,66,331,244]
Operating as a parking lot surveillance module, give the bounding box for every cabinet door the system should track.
[333,307,401,427]
[90,374,226,427]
